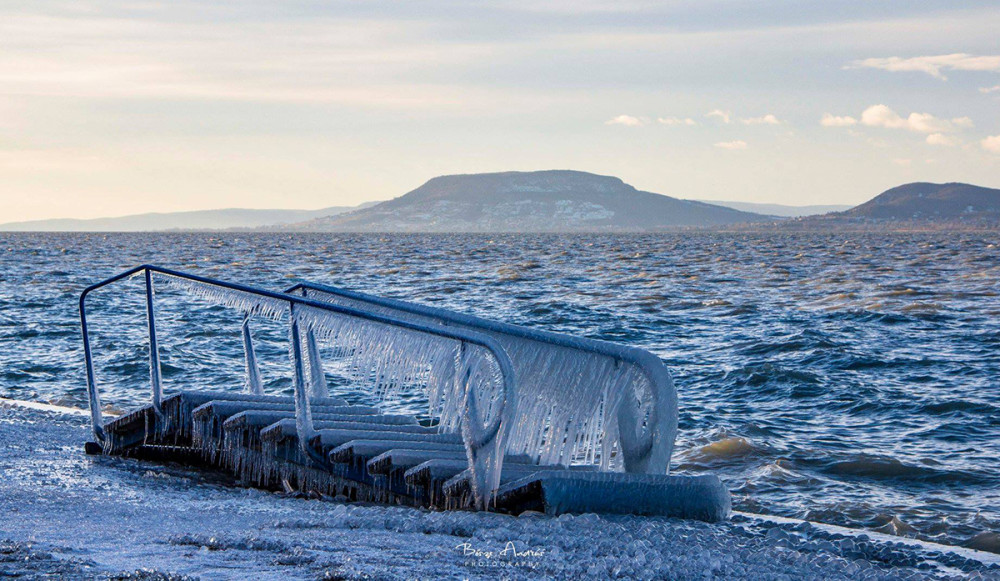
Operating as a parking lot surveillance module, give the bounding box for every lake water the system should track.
[1,231,998,550]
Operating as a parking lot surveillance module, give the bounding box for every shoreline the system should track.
[1,398,997,579]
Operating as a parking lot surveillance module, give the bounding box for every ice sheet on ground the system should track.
[1,401,997,580]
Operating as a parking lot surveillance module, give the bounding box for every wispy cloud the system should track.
[983,135,1000,154]
[892,158,912,166]
[0,13,490,108]
[741,114,780,125]
[859,104,970,133]
[849,54,1000,80]
[605,114,646,126]
[657,116,697,126]
[705,109,732,124]
[714,140,747,150]
[926,133,959,147]
[981,85,1000,94]
[820,113,857,127]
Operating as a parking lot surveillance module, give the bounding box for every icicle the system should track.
[241,314,265,395]
[305,328,329,399]
[160,275,677,506]
[156,273,288,322]
[301,285,677,480]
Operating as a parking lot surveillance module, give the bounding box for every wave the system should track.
[820,454,987,485]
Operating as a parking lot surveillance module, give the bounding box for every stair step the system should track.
[224,411,417,432]
[329,440,464,464]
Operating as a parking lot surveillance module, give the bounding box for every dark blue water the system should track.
[1,232,998,550]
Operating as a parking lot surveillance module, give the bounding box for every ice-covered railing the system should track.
[287,281,678,476]
[79,265,516,507]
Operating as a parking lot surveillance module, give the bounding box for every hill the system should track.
[839,182,1000,221]
[289,170,770,232]
[779,182,1000,230]
[0,204,375,232]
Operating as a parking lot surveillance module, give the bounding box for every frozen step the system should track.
[363,449,531,506]
[312,429,463,451]
[218,420,435,464]
[192,401,376,443]
[223,411,417,433]
[403,459,472,487]
[171,391,348,407]
[402,459,474,507]
[369,450,535,476]
[191,400,372,423]
[221,422,441,485]
[191,401,379,455]
[367,449,470,476]
[494,472,731,522]
[218,414,429,462]
[259,420,461,447]
[324,440,464,497]
[329,440,464,464]
[257,422,464,471]
[101,390,349,451]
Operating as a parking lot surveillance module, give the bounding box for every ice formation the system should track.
[240,315,265,395]
[300,285,678,474]
[114,271,679,508]
[9,403,998,579]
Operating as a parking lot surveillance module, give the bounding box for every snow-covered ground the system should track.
[1,401,997,580]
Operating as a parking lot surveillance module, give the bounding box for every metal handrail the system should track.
[286,280,679,474]
[79,265,516,474]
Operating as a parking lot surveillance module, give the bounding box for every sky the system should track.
[1,1,999,222]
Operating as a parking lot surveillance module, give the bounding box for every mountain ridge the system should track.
[3,176,997,233]
[0,204,376,232]
[777,182,1000,230]
[288,170,771,232]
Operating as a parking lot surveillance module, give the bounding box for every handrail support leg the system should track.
[144,269,163,418]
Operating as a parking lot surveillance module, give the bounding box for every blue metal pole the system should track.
[80,296,105,444]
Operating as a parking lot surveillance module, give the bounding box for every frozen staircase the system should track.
[81,265,731,522]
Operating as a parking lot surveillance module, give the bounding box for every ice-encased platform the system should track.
[95,393,731,520]
[81,266,732,521]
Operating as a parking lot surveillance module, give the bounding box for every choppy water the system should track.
[1,232,998,551]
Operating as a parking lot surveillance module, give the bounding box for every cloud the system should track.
[820,113,857,127]
[657,116,697,126]
[849,54,1000,80]
[714,140,747,150]
[859,104,970,133]
[605,114,646,126]
[892,158,912,166]
[981,85,1000,94]
[741,114,780,125]
[926,133,959,147]
[983,135,1000,154]
[705,109,732,124]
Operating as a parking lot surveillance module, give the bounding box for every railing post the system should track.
[241,314,264,395]
[289,304,316,459]
[144,269,163,417]
[80,301,105,444]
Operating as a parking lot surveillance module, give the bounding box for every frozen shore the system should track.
[1,400,997,580]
